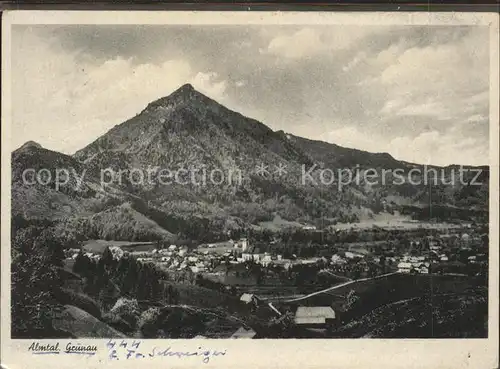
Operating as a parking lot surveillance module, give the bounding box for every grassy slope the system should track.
[333,290,487,338]
[53,305,126,338]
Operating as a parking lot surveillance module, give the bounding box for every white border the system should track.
[1,11,499,369]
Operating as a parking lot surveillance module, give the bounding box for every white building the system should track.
[331,254,346,264]
[262,253,272,262]
[345,251,363,259]
[252,253,262,262]
[302,225,317,231]
[190,265,205,273]
[258,253,273,267]
[294,306,336,326]
[240,293,254,303]
[397,262,412,273]
[418,265,429,274]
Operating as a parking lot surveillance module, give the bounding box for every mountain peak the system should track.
[169,83,201,100]
[145,83,208,112]
[177,83,195,92]
[17,140,42,151]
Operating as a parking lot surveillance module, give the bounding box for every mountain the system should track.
[285,134,402,170]
[11,84,489,242]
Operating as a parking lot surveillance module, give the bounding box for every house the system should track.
[190,266,206,273]
[262,253,272,261]
[239,238,249,251]
[242,251,259,262]
[300,258,319,265]
[332,254,347,264]
[345,251,363,259]
[240,293,255,304]
[397,262,412,273]
[418,265,429,274]
[302,225,317,231]
[294,306,336,327]
[231,327,256,339]
[252,253,262,262]
[258,253,273,266]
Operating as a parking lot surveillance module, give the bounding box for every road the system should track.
[283,271,400,303]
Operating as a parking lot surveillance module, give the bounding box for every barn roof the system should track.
[231,327,256,338]
[295,306,335,320]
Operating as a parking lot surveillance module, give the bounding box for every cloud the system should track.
[374,29,489,122]
[389,130,487,166]
[10,25,490,166]
[262,27,380,60]
[191,72,227,101]
[322,125,487,166]
[263,28,326,59]
[381,99,452,120]
[342,52,367,72]
[323,126,381,154]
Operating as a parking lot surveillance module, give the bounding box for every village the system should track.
[63,222,488,337]
[71,225,487,281]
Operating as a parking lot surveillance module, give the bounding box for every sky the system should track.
[11,24,490,166]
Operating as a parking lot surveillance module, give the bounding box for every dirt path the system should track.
[284,272,400,303]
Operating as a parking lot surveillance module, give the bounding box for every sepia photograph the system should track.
[1,10,499,369]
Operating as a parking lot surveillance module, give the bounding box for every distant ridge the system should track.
[11,83,489,239]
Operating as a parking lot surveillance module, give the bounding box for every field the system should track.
[256,215,305,231]
[82,239,156,253]
[197,245,234,255]
[280,273,480,311]
[331,217,467,231]
[333,290,487,338]
[53,305,127,338]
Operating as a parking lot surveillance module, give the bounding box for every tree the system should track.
[73,251,87,275]
[343,289,360,311]
[11,227,64,338]
[101,246,114,269]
